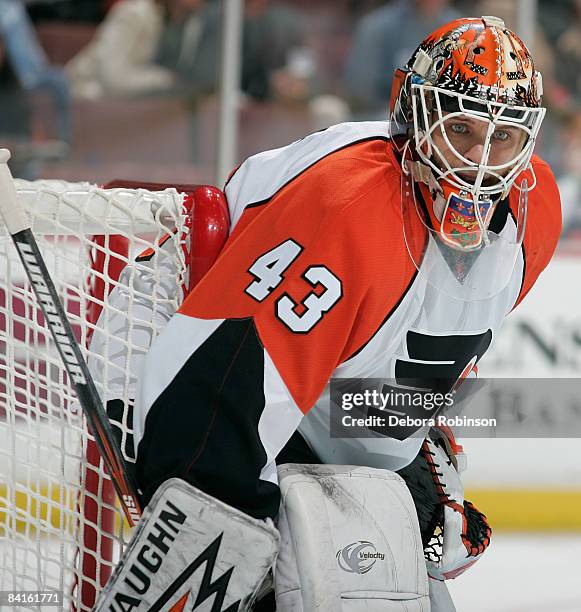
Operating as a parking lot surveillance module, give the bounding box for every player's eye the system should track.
[492,129,511,142]
[449,123,470,135]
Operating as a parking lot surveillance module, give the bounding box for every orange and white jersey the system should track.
[128,122,560,507]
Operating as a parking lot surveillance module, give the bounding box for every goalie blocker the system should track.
[94,479,279,611]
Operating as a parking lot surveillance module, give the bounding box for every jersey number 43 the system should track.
[244,239,342,333]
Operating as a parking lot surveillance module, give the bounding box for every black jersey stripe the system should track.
[135,318,280,519]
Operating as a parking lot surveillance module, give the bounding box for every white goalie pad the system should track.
[275,464,430,612]
[428,577,456,612]
[94,478,279,611]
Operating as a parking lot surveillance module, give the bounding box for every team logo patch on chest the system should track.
[370,329,493,439]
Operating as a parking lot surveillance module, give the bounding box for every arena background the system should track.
[1,1,580,610]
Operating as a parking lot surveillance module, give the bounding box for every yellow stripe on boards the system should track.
[0,484,77,535]
[2,484,580,533]
[465,488,581,531]
[0,484,130,535]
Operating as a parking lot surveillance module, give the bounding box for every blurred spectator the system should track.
[0,39,32,140]
[0,0,71,141]
[26,0,106,23]
[157,0,317,103]
[241,0,315,103]
[66,0,176,99]
[552,0,581,100]
[343,0,460,118]
[537,0,572,46]
[346,0,390,19]
[240,1,350,130]
[155,0,221,97]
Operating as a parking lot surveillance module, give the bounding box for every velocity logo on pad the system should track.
[336,541,385,574]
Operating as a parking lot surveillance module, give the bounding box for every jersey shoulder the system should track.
[225,121,401,229]
[271,138,402,235]
[512,154,562,308]
[528,155,561,212]
[523,155,562,255]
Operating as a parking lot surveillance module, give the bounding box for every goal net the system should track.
[0,178,228,610]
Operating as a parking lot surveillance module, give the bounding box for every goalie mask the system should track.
[390,16,545,299]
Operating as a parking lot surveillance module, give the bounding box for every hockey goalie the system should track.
[89,16,561,612]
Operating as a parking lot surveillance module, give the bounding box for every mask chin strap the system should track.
[472,189,491,246]
[402,150,446,216]
[513,162,538,192]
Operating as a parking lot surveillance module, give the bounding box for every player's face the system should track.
[430,113,527,185]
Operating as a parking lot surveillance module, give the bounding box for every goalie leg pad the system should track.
[94,478,279,612]
[428,577,456,612]
[274,464,430,612]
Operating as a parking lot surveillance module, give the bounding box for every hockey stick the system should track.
[0,149,142,527]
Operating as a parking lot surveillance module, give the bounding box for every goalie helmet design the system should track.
[390,16,545,255]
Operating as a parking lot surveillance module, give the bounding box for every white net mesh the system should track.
[0,179,192,611]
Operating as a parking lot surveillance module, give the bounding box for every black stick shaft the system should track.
[11,228,142,526]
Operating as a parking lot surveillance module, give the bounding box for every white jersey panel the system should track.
[299,217,524,472]
[258,351,304,485]
[225,121,391,228]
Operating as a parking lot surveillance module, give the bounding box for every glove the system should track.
[398,426,491,580]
